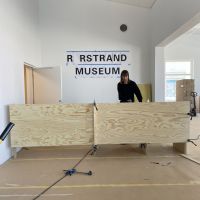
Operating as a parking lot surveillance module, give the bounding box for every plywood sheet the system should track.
[190,114,200,138]
[94,102,190,145]
[135,84,152,102]
[10,104,93,147]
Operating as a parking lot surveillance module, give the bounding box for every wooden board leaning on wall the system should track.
[10,104,94,147]
[135,84,152,102]
[94,102,190,145]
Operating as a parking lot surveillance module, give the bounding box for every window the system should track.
[165,61,193,102]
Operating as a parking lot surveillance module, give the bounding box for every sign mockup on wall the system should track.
[66,50,131,78]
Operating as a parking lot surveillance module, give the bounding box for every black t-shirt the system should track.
[117,80,143,102]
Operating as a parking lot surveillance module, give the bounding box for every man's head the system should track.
[120,70,129,84]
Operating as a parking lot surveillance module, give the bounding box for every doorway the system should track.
[24,64,34,104]
[24,64,62,104]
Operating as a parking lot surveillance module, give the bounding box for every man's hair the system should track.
[120,70,130,83]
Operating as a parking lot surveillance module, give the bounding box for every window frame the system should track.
[164,60,194,102]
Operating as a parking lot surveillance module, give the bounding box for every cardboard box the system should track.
[195,96,200,113]
[176,79,194,101]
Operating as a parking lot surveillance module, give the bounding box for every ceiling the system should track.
[167,23,200,49]
[106,0,158,9]
[186,23,200,36]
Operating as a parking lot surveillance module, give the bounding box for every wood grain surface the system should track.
[10,104,94,147]
[94,102,190,145]
[10,102,190,147]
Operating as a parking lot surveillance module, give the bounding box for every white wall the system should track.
[165,34,200,94]
[151,0,200,101]
[0,0,41,164]
[38,0,151,103]
[154,47,165,101]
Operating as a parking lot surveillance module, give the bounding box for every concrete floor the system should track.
[0,144,200,200]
